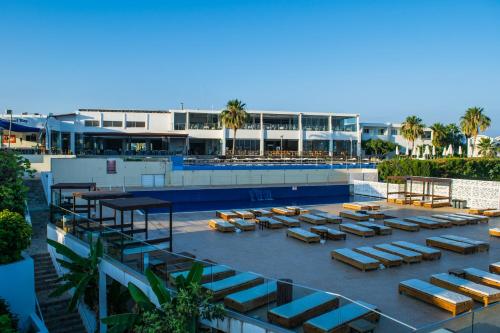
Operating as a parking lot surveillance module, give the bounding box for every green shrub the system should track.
[0,298,18,333]
[0,210,32,264]
[378,158,500,181]
[0,151,33,215]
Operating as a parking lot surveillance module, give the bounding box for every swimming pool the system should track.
[175,163,376,171]
[131,184,351,212]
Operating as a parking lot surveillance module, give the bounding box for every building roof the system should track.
[100,197,172,210]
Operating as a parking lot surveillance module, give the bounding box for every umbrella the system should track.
[458,146,462,156]
[442,148,447,157]
[406,145,410,156]
[415,146,420,157]
[395,146,400,155]
[448,144,453,156]
[432,146,436,156]
[424,146,430,158]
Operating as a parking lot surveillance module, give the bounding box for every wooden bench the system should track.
[430,273,500,306]
[467,208,488,215]
[444,213,479,225]
[343,202,380,210]
[232,210,255,219]
[249,208,274,217]
[354,246,403,267]
[403,217,441,229]
[224,281,277,313]
[454,213,489,223]
[484,209,500,217]
[310,226,347,240]
[272,207,296,216]
[339,223,375,237]
[440,235,489,252]
[463,268,500,288]
[202,272,264,301]
[489,228,500,237]
[208,219,236,232]
[255,216,283,229]
[216,210,239,221]
[431,214,468,226]
[267,292,339,328]
[392,241,441,260]
[228,218,256,231]
[383,218,420,232]
[272,215,301,227]
[299,214,327,225]
[286,206,310,215]
[331,248,380,271]
[489,262,500,274]
[286,228,321,243]
[423,201,451,208]
[339,211,370,221]
[303,301,379,333]
[358,222,392,235]
[373,244,422,264]
[399,279,473,316]
[426,237,477,254]
[312,212,342,224]
[413,216,453,228]
[357,210,386,219]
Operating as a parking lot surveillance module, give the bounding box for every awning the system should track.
[0,119,41,132]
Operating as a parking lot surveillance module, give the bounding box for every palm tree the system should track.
[401,116,425,154]
[460,107,491,157]
[220,99,249,155]
[477,137,497,158]
[430,123,447,151]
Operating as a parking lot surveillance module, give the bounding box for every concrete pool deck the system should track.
[125,200,499,330]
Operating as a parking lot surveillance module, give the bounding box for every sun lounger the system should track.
[467,208,488,215]
[411,216,453,228]
[203,272,264,301]
[358,222,392,235]
[399,279,473,316]
[249,208,274,217]
[373,244,422,264]
[272,207,296,216]
[489,228,500,237]
[343,202,380,210]
[454,213,489,223]
[339,211,370,221]
[298,214,327,225]
[255,216,283,229]
[232,210,255,219]
[286,206,310,214]
[331,248,380,271]
[444,213,480,224]
[431,214,468,226]
[356,210,386,219]
[228,218,256,231]
[464,268,500,288]
[384,218,420,232]
[354,246,403,267]
[224,281,277,313]
[169,264,235,285]
[430,273,500,306]
[392,241,441,260]
[310,226,347,240]
[209,219,236,232]
[484,209,500,217]
[440,235,489,252]
[339,223,375,237]
[216,210,239,221]
[422,201,451,208]
[286,228,321,243]
[426,237,477,254]
[312,212,342,224]
[267,292,339,328]
[272,215,301,227]
[403,217,441,229]
[490,262,500,274]
[303,301,379,333]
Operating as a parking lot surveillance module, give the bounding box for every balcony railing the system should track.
[189,123,222,130]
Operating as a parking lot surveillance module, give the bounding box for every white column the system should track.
[69,132,76,154]
[356,115,361,157]
[298,113,303,156]
[221,127,226,156]
[328,115,333,157]
[259,113,264,156]
[45,125,51,151]
[123,113,127,129]
[98,266,108,333]
[146,114,150,131]
[99,112,103,127]
[185,112,190,130]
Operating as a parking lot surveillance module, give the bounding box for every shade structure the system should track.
[448,144,453,156]
[395,145,400,155]
[442,148,447,157]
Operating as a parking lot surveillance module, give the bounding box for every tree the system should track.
[477,137,497,158]
[0,210,32,264]
[361,139,397,157]
[0,150,33,214]
[429,123,448,150]
[220,99,248,155]
[460,107,491,157]
[401,116,425,154]
[444,123,464,149]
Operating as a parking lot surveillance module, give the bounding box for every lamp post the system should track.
[6,109,12,149]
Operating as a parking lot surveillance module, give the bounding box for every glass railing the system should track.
[188,123,222,130]
[49,203,418,333]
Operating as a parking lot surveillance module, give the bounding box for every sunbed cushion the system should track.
[427,237,476,249]
[464,268,500,284]
[225,281,277,304]
[300,214,323,221]
[333,248,379,265]
[400,279,472,304]
[432,273,500,296]
[210,219,234,228]
[268,292,337,319]
[171,265,231,280]
[203,272,261,293]
[304,301,377,331]
[375,244,421,257]
[356,246,402,261]
[341,223,372,232]
[385,218,418,227]
[288,227,318,238]
[393,241,440,255]
[440,235,488,247]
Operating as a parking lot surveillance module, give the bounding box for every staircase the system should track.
[26,179,87,333]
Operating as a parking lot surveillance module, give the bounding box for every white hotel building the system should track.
[2,109,434,156]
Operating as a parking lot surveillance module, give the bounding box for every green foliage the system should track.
[429,123,447,148]
[460,106,491,156]
[47,236,103,312]
[0,210,32,264]
[0,298,18,332]
[103,263,225,333]
[0,151,33,215]
[401,116,425,151]
[477,137,497,158]
[378,158,500,181]
[220,99,248,155]
[361,139,397,157]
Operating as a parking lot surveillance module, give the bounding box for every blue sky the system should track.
[1,0,499,135]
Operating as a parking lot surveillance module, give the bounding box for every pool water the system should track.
[173,163,376,171]
[132,184,352,213]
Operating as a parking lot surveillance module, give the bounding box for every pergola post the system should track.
[98,266,108,333]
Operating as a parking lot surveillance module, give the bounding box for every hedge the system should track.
[377,158,500,182]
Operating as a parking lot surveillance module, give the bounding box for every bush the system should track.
[0,151,32,215]
[378,158,500,181]
[0,298,18,333]
[0,210,32,264]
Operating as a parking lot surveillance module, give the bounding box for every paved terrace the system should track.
[107,200,499,330]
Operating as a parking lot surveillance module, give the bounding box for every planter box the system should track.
[0,254,35,332]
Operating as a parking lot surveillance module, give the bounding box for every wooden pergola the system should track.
[386,176,452,208]
[72,190,133,219]
[51,182,96,210]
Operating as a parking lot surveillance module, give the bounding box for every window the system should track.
[84,120,99,127]
[103,120,123,127]
[141,174,165,187]
[174,113,186,130]
[423,131,432,139]
[391,129,398,135]
[363,128,370,134]
[302,116,329,131]
[332,117,356,131]
[378,129,385,135]
[126,121,145,128]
